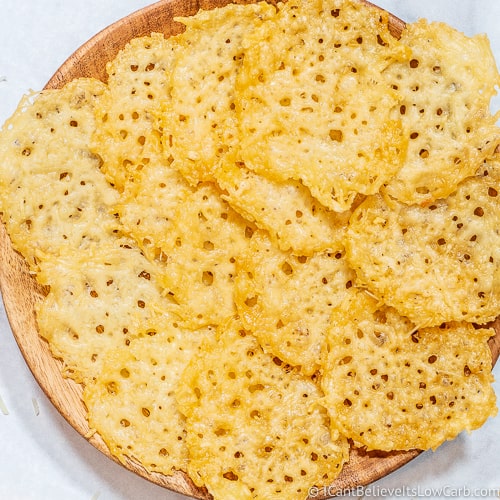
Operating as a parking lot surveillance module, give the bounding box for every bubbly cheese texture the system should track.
[235,230,355,374]
[346,163,500,326]
[235,0,408,212]
[321,289,497,451]
[0,78,116,271]
[84,323,214,474]
[91,33,176,191]
[118,177,258,328]
[383,20,500,204]
[35,240,171,383]
[155,184,258,328]
[114,161,191,259]
[217,158,350,255]
[176,320,349,500]
[164,2,277,185]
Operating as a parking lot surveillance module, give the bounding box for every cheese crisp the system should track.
[346,162,500,327]
[35,241,169,383]
[85,323,214,474]
[235,0,408,212]
[92,33,176,191]
[176,320,349,499]
[0,1,499,499]
[152,183,259,328]
[118,178,258,329]
[321,289,497,451]
[235,230,356,374]
[216,157,350,255]
[0,78,115,270]
[118,163,259,329]
[382,20,500,205]
[164,2,277,185]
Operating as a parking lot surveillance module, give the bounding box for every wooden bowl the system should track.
[0,1,498,498]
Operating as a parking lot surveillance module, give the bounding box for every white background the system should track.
[0,1,499,499]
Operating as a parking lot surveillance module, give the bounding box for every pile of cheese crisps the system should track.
[1,0,500,498]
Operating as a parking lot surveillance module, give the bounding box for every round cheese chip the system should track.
[35,240,172,383]
[117,178,257,328]
[235,230,355,374]
[84,322,214,475]
[235,0,408,212]
[156,184,258,328]
[0,78,116,271]
[157,185,256,328]
[217,158,350,255]
[383,20,500,204]
[118,180,243,329]
[321,289,497,451]
[346,165,500,327]
[165,2,277,185]
[91,33,176,191]
[176,320,349,500]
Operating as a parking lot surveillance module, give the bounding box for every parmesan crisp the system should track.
[321,289,497,451]
[346,162,500,327]
[235,230,355,374]
[235,0,409,212]
[176,320,349,499]
[383,20,500,205]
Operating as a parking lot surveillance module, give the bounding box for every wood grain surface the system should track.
[0,1,498,499]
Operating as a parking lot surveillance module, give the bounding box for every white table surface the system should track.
[0,1,499,499]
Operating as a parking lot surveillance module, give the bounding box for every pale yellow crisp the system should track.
[321,289,497,451]
[235,0,409,212]
[176,319,349,500]
[346,161,500,327]
[383,20,500,204]
[235,230,355,374]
